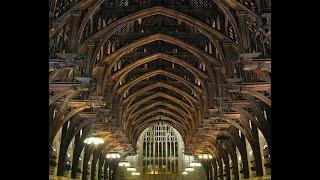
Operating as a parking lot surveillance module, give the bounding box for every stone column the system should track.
[212,160,218,180]
[91,149,99,180]
[240,135,249,179]
[251,124,263,176]
[82,146,91,180]
[71,132,81,178]
[57,122,68,176]
[103,160,109,180]
[223,152,231,180]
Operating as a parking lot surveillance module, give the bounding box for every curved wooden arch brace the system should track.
[70,127,90,177]
[250,102,271,139]
[212,0,243,51]
[114,67,209,121]
[223,117,263,176]
[121,82,197,108]
[76,0,106,44]
[223,0,259,21]
[205,145,221,161]
[134,116,187,135]
[116,70,202,97]
[246,89,271,106]
[50,105,90,145]
[126,108,193,134]
[208,140,224,158]
[116,69,202,96]
[126,101,193,125]
[236,107,270,148]
[65,121,92,149]
[125,99,193,123]
[90,146,103,176]
[81,145,95,180]
[49,16,71,39]
[50,102,69,130]
[210,158,219,180]
[222,132,245,179]
[226,127,250,178]
[132,117,188,142]
[123,92,193,119]
[94,34,221,106]
[79,6,237,58]
[221,118,255,149]
[65,120,87,146]
[215,156,224,178]
[49,90,75,106]
[132,119,188,147]
[206,146,223,174]
[60,122,93,174]
[98,33,220,79]
[221,141,239,179]
[130,108,191,130]
[209,140,232,178]
[110,53,210,81]
[49,0,96,38]
[130,115,191,146]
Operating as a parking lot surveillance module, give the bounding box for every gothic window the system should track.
[141,122,180,174]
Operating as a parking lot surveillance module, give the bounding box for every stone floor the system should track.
[50,175,271,180]
[240,175,271,180]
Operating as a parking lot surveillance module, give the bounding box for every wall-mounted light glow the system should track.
[198,153,213,160]
[249,151,253,156]
[126,167,136,172]
[118,161,131,167]
[84,135,104,145]
[185,166,194,172]
[131,172,140,176]
[106,152,121,159]
[190,161,202,167]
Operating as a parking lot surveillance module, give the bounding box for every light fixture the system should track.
[198,153,213,160]
[118,160,131,167]
[185,166,194,172]
[126,167,136,172]
[106,151,121,159]
[182,171,188,175]
[249,151,253,156]
[190,161,202,167]
[131,172,140,176]
[84,133,104,145]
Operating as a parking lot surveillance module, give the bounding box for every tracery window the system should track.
[141,122,180,174]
